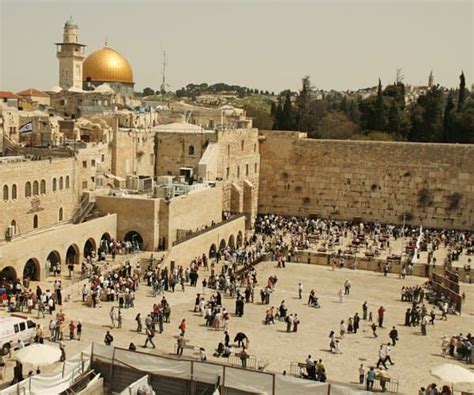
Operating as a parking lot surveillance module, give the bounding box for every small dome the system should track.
[65,18,77,28]
[83,47,133,84]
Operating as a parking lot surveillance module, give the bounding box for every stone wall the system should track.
[258,131,474,230]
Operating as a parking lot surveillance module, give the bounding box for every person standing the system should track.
[104,331,113,346]
[286,314,293,332]
[68,321,76,340]
[338,288,344,303]
[135,313,142,333]
[359,364,365,384]
[179,319,187,336]
[389,326,398,346]
[344,279,351,295]
[293,314,300,332]
[76,321,82,341]
[421,314,428,336]
[298,283,303,300]
[176,334,185,356]
[378,306,385,328]
[362,301,368,320]
[353,313,360,334]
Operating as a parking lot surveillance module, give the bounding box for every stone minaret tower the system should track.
[55,18,86,90]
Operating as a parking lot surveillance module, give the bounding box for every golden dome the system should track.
[83,47,133,84]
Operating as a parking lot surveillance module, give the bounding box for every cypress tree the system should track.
[458,71,466,111]
[443,94,455,142]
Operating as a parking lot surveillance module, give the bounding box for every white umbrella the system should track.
[431,363,474,384]
[15,344,62,366]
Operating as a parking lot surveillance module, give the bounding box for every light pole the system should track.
[399,213,406,278]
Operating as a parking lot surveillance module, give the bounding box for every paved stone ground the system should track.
[2,257,473,394]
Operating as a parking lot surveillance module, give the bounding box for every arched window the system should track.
[188,145,195,155]
[33,181,39,196]
[25,182,31,197]
[11,184,17,199]
[52,178,57,192]
[59,177,64,190]
[33,215,38,229]
[58,207,63,221]
[40,180,46,194]
[2,185,8,201]
[65,176,70,189]
[241,140,244,151]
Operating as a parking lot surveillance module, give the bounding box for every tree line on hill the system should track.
[270,74,473,143]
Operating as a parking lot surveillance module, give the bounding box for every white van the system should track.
[0,315,36,355]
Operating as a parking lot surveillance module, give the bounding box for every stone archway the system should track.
[124,230,144,251]
[66,244,80,265]
[209,243,217,259]
[237,231,243,247]
[84,238,97,258]
[23,258,40,281]
[219,239,226,251]
[1,266,17,281]
[228,234,235,249]
[46,250,61,275]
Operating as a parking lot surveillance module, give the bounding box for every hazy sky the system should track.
[0,0,472,93]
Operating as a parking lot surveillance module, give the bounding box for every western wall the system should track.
[258,131,474,230]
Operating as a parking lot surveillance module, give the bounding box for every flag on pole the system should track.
[19,121,33,134]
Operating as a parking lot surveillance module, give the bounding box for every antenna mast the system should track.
[160,50,167,99]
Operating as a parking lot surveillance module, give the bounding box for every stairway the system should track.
[72,194,96,224]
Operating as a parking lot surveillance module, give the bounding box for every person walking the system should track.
[366,367,376,391]
[384,343,394,366]
[298,283,303,300]
[144,326,156,349]
[344,279,351,295]
[376,345,388,369]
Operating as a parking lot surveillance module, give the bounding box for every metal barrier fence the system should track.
[89,343,401,395]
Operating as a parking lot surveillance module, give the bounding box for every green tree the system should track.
[375,79,387,131]
[295,76,314,132]
[143,87,154,97]
[443,94,455,142]
[244,104,273,130]
[315,111,358,139]
[408,85,444,142]
[458,71,466,111]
